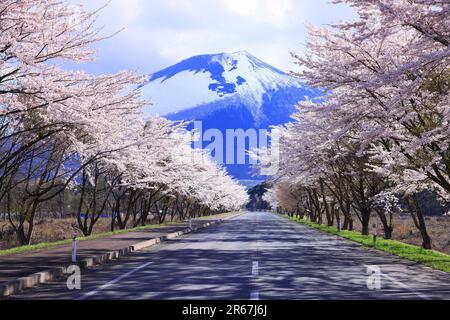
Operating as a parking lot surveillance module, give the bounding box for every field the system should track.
[350,214,449,254]
[0,216,157,251]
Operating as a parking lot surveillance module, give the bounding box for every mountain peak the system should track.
[231,50,251,55]
[221,50,257,61]
[143,51,302,117]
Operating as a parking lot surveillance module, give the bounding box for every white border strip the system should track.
[77,261,152,300]
[365,265,431,300]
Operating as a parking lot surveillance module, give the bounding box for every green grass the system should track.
[0,222,167,256]
[282,214,450,274]
[0,212,237,256]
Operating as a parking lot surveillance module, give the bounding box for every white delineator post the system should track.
[189,217,192,229]
[372,223,377,247]
[72,234,77,263]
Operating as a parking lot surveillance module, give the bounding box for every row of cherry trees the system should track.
[0,0,248,245]
[259,0,449,249]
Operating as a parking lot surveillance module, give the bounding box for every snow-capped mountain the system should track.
[141,51,319,180]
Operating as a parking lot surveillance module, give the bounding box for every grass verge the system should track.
[0,222,167,256]
[282,214,450,274]
[0,212,237,256]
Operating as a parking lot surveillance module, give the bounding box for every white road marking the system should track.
[76,261,152,300]
[250,213,260,301]
[250,291,260,300]
[365,265,431,300]
[252,261,259,276]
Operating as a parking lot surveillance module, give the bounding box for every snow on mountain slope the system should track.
[140,51,319,180]
[141,51,310,121]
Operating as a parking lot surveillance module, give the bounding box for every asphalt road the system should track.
[8,212,450,300]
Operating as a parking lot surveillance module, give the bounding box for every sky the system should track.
[69,0,356,75]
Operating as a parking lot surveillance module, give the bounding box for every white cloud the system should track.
[109,0,143,21]
[218,0,293,27]
[70,0,356,73]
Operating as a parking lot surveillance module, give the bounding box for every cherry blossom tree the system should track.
[75,117,248,234]
[258,0,449,249]
[0,0,247,244]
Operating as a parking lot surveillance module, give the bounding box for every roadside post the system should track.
[372,223,377,247]
[336,209,341,233]
[189,217,192,229]
[71,233,77,263]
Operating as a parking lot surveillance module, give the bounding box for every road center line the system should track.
[252,261,259,276]
[76,261,152,300]
[250,291,259,300]
[364,265,431,300]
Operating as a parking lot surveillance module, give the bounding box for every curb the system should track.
[0,213,243,298]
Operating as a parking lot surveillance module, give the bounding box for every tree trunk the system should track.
[407,194,432,250]
[361,210,370,236]
[375,209,393,239]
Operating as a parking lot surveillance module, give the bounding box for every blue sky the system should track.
[70,0,356,75]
